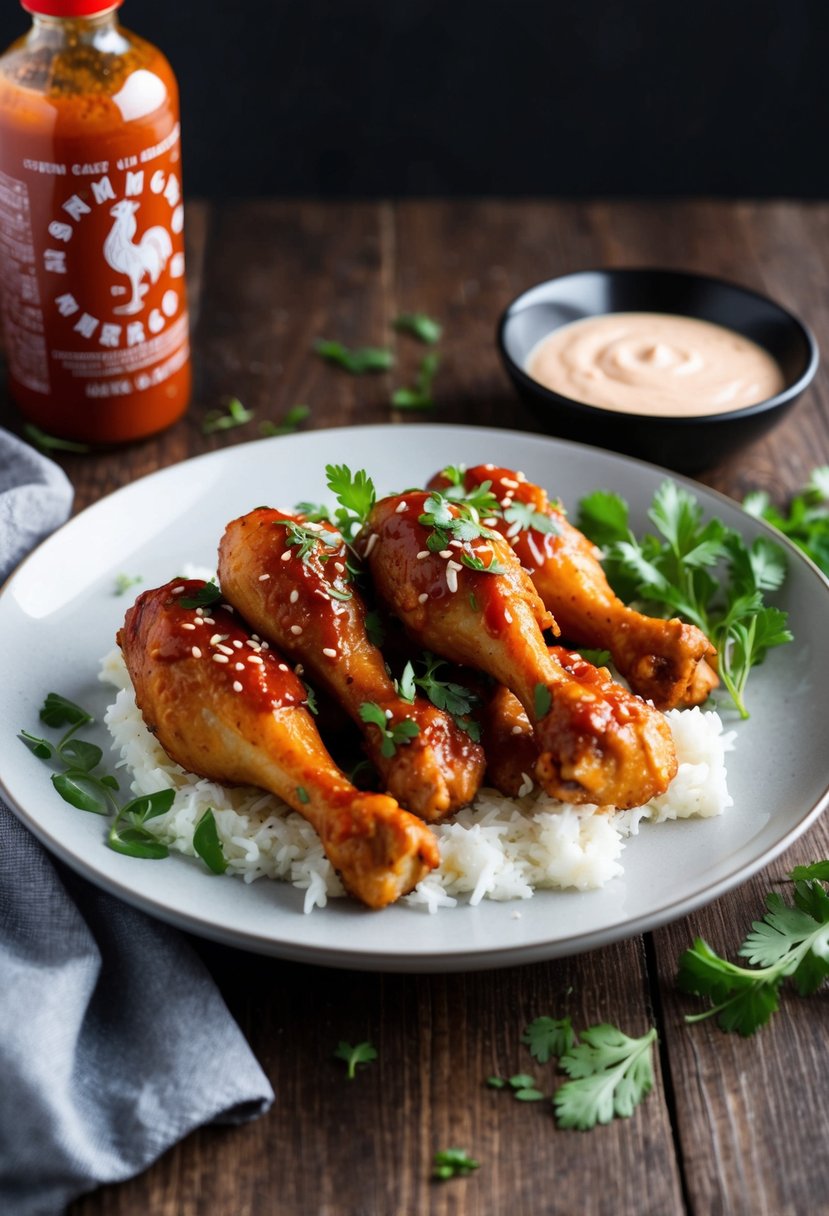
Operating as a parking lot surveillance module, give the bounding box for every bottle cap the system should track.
[21,0,123,15]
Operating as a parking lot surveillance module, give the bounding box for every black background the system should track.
[1,0,828,197]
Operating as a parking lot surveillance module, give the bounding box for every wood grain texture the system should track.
[13,198,824,1216]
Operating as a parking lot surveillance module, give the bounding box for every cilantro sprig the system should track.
[282,519,342,563]
[260,403,311,437]
[418,492,501,556]
[438,466,501,516]
[678,868,829,1036]
[743,466,829,576]
[393,312,442,345]
[202,397,254,434]
[325,464,377,539]
[333,1040,377,1078]
[577,479,792,718]
[432,1149,480,1180]
[397,653,481,740]
[359,702,420,757]
[314,340,394,375]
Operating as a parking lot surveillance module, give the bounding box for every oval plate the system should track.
[2,425,827,971]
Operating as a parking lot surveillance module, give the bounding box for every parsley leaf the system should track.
[178,581,222,610]
[410,652,481,738]
[281,519,341,563]
[333,1040,377,1079]
[503,501,559,536]
[522,1016,577,1063]
[325,464,377,538]
[743,466,829,576]
[432,1148,480,1180]
[553,1024,657,1130]
[393,312,442,345]
[202,397,254,434]
[314,340,394,374]
[418,491,501,554]
[359,702,420,757]
[392,352,441,410]
[260,403,310,437]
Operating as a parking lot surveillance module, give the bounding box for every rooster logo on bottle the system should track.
[103,199,173,316]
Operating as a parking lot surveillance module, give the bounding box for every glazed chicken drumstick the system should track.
[427,465,718,710]
[361,491,677,810]
[118,580,439,909]
[218,509,485,821]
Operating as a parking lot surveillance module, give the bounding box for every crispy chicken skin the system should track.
[118,580,438,909]
[217,509,485,821]
[361,492,677,810]
[428,465,719,711]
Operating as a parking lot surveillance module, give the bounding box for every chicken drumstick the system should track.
[361,491,677,810]
[218,509,485,821]
[118,580,439,909]
[428,465,718,710]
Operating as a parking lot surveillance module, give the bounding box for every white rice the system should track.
[99,648,734,914]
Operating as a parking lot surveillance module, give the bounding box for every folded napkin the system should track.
[0,430,274,1216]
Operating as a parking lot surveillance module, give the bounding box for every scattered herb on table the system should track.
[507,1074,545,1101]
[314,340,394,374]
[260,403,311,437]
[743,466,829,576]
[358,702,420,757]
[202,396,255,434]
[432,1148,480,1180]
[392,352,440,410]
[19,692,176,861]
[113,573,142,596]
[333,1040,377,1079]
[577,479,793,718]
[677,865,829,1036]
[522,1015,577,1063]
[24,423,90,454]
[553,1024,658,1130]
[393,312,442,345]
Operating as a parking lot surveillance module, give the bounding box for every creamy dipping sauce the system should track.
[526,312,785,417]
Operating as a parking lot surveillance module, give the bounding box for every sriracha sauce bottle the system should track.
[0,0,191,443]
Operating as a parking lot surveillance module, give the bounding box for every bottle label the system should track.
[0,123,188,401]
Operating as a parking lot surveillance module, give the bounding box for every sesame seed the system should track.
[418,592,429,603]
[233,639,243,649]
[212,653,230,664]
[482,517,498,526]
[217,644,234,656]
[305,521,323,531]
[290,625,303,635]
[314,589,330,601]
[235,662,245,671]
[252,634,260,641]
[289,589,299,604]
[395,500,408,513]
[334,561,345,573]
[504,609,513,624]
[295,663,304,675]
[181,622,196,631]
[446,567,458,593]
[258,573,271,581]
[506,520,522,539]
[261,641,270,649]
[516,471,527,482]
[385,709,393,719]
[244,639,260,650]
[247,654,264,665]
[222,603,235,612]
[233,681,243,692]
[439,549,452,559]
[281,550,292,562]
[209,633,225,645]
[171,585,184,594]
[202,616,215,625]
[501,477,519,489]
[446,559,463,571]
[195,607,204,616]
[278,663,289,672]
[511,725,523,735]
[322,647,337,658]
[416,550,430,560]
[500,496,513,509]
[364,533,378,557]
[484,463,495,471]
[191,646,202,658]
[449,539,463,548]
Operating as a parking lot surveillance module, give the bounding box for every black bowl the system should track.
[497,268,818,474]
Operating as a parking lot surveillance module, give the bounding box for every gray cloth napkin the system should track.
[0,429,274,1216]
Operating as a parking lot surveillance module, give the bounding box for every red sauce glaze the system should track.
[121,578,306,712]
[549,645,649,730]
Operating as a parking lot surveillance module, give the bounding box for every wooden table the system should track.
[8,199,827,1216]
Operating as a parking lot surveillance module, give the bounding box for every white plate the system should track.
[2,425,828,971]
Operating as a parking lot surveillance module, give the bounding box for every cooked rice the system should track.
[99,648,734,914]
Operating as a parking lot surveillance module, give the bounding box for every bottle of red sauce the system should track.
[0,0,190,443]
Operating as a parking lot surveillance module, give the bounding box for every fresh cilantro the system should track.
[522,1016,576,1063]
[575,648,613,668]
[432,1149,480,1180]
[392,352,441,410]
[533,683,552,719]
[438,471,501,516]
[22,693,173,860]
[325,464,377,538]
[260,403,310,437]
[178,581,222,610]
[508,1074,545,1101]
[418,492,500,554]
[553,1024,657,1130]
[678,873,829,1036]
[282,519,342,563]
[743,466,829,576]
[485,1075,506,1089]
[303,683,318,716]
[295,786,310,805]
[202,397,254,434]
[113,573,142,596]
[577,480,792,718]
[460,550,508,575]
[791,860,829,882]
[333,1040,377,1078]
[503,500,559,536]
[439,464,465,488]
[393,312,442,345]
[396,661,417,703]
[410,652,481,738]
[314,340,394,374]
[24,423,90,454]
[364,610,386,648]
[358,702,420,757]
[193,807,228,874]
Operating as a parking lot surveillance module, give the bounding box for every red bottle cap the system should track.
[21,0,123,15]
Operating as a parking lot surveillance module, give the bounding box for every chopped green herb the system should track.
[178,581,222,610]
[295,786,310,805]
[359,701,420,757]
[114,573,142,596]
[409,652,481,739]
[325,464,377,538]
[460,550,508,575]
[522,1016,577,1063]
[24,423,90,454]
[418,491,500,554]
[364,610,386,648]
[485,1075,506,1089]
[577,480,792,718]
[392,352,440,410]
[503,500,559,536]
[259,403,311,437]
[193,808,228,874]
[393,312,442,345]
[314,340,394,375]
[107,790,174,859]
[333,1040,377,1078]
[678,869,829,1036]
[553,1024,657,1130]
[533,683,552,719]
[743,466,829,576]
[575,648,613,668]
[282,519,341,563]
[432,1148,480,1180]
[202,397,254,435]
[39,692,91,730]
[396,661,417,703]
[508,1073,536,1090]
[303,683,318,716]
